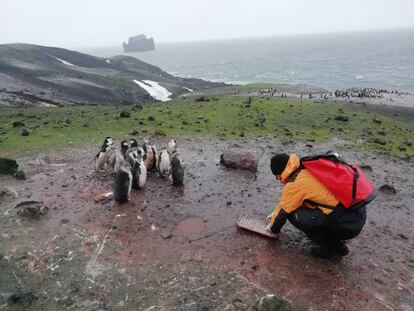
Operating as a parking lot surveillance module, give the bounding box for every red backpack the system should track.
[300,152,377,210]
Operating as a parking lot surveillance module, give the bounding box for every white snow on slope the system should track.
[183,87,193,92]
[133,80,172,102]
[52,56,76,67]
[106,59,111,64]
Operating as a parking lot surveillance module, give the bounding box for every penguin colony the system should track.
[95,137,183,203]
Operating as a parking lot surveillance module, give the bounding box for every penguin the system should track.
[120,140,130,158]
[113,161,132,203]
[135,154,147,189]
[95,137,113,171]
[143,144,156,171]
[157,149,171,178]
[170,150,184,186]
[167,139,176,156]
[130,138,139,148]
[107,147,124,173]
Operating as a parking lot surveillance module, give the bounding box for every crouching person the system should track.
[266,153,369,259]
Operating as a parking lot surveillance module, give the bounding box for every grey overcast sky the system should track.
[1,0,413,48]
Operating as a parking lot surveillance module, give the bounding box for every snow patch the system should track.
[52,56,76,67]
[39,102,57,107]
[183,87,194,92]
[133,80,172,102]
[106,59,111,64]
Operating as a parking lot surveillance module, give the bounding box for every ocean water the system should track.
[84,29,414,92]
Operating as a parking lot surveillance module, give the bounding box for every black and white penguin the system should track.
[95,137,113,171]
[120,140,130,158]
[130,138,139,148]
[126,147,147,189]
[167,139,176,156]
[157,149,171,178]
[113,161,132,203]
[107,147,124,173]
[170,150,184,186]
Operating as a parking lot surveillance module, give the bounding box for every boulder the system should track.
[14,170,26,180]
[195,96,208,102]
[120,110,130,118]
[0,157,18,175]
[220,150,257,172]
[249,294,291,311]
[373,138,386,145]
[15,201,49,218]
[334,115,349,122]
[21,128,30,136]
[12,121,25,127]
[379,184,397,195]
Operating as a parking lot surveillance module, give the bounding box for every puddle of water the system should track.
[175,218,205,236]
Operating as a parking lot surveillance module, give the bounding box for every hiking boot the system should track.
[310,245,335,259]
[334,240,349,257]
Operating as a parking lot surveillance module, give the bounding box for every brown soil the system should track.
[0,137,413,310]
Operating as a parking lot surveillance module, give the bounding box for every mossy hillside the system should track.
[0,96,413,157]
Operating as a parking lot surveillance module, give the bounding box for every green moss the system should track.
[0,97,413,158]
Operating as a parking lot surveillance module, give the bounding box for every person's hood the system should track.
[280,154,300,184]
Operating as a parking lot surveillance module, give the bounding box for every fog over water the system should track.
[1,0,414,48]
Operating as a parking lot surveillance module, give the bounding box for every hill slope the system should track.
[0,43,223,107]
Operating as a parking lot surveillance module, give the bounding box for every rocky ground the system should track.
[0,137,413,310]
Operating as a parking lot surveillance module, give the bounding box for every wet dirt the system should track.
[0,137,413,310]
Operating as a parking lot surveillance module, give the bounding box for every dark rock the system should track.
[244,97,252,107]
[334,115,349,122]
[154,129,167,136]
[403,140,412,147]
[377,130,386,136]
[8,292,38,305]
[132,104,143,110]
[379,184,397,195]
[373,138,387,145]
[226,201,232,206]
[373,118,382,124]
[360,165,373,172]
[60,218,70,224]
[12,121,25,127]
[120,110,130,118]
[160,230,173,239]
[57,296,74,306]
[249,294,291,311]
[195,96,207,102]
[148,116,155,121]
[220,150,257,172]
[15,200,49,218]
[21,127,30,136]
[130,129,139,136]
[82,123,89,127]
[0,157,18,175]
[14,170,26,180]
[398,233,408,240]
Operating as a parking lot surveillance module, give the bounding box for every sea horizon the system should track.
[83,28,414,92]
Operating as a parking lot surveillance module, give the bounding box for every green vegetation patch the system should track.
[0,96,413,158]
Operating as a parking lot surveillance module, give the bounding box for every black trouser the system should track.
[288,207,367,243]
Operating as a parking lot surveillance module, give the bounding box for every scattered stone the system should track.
[373,138,387,145]
[21,127,30,136]
[398,233,408,240]
[154,129,167,136]
[15,200,49,218]
[0,157,18,175]
[12,121,25,127]
[130,129,139,136]
[57,296,74,306]
[334,115,349,122]
[82,123,89,128]
[0,187,18,198]
[377,130,386,136]
[379,184,397,195]
[8,292,38,305]
[160,230,173,239]
[249,294,291,311]
[60,218,70,224]
[220,150,257,172]
[120,110,130,118]
[360,165,373,173]
[195,96,207,102]
[148,116,155,121]
[94,192,113,203]
[373,118,382,124]
[14,170,26,180]
[226,201,232,206]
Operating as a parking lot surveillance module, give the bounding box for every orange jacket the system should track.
[270,154,339,232]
